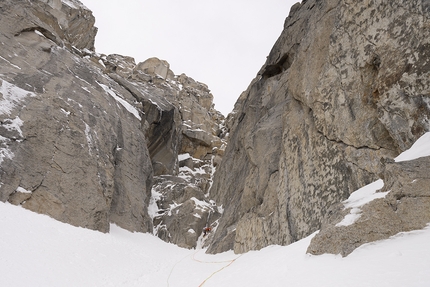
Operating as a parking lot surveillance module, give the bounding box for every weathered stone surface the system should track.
[207,0,430,254]
[104,54,136,78]
[152,180,221,249]
[4,0,429,256]
[0,0,153,232]
[150,152,223,249]
[307,156,430,256]
[135,57,175,82]
[0,0,97,51]
[0,0,225,243]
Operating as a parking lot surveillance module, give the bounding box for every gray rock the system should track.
[0,0,154,231]
[0,0,97,51]
[0,0,226,240]
[150,171,222,249]
[207,0,430,254]
[135,57,175,82]
[307,156,430,256]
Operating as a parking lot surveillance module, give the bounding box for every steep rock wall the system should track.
[0,0,153,232]
[208,0,430,254]
[0,0,226,242]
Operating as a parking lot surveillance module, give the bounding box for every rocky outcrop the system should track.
[2,0,429,255]
[145,69,226,248]
[1,0,97,51]
[207,0,430,254]
[307,155,430,256]
[0,0,153,233]
[0,0,226,244]
[151,174,221,249]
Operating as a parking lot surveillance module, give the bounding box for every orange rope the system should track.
[192,249,237,264]
[198,255,242,287]
[167,253,192,287]
[192,249,242,287]
[169,249,242,286]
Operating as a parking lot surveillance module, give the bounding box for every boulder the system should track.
[307,156,430,256]
[134,57,175,81]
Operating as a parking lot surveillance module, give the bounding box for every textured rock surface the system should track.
[307,156,430,256]
[151,174,221,249]
[0,0,152,232]
[207,0,430,254]
[2,0,430,255]
[0,0,226,242]
[2,0,98,51]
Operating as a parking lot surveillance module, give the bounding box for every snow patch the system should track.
[168,202,182,216]
[34,30,45,37]
[61,0,89,10]
[0,55,21,70]
[395,132,430,162]
[0,79,36,115]
[0,80,36,165]
[217,204,224,214]
[336,208,362,227]
[84,122,93,155]
[0,140,14,165]
[343,179,386,209]
[148,189,162,219]
[61,108,71,116]
[179,165,206,177]
[191,197,212,211]
[16,187,32,194]
[98,82,141,120]
[336,180,388,227]
[338,131,430,227]
[178,153,191,161]
[2,117,24,137]
[98,59,106,69]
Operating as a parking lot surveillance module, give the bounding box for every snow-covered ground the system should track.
[1,202,429,287]
[1,133,430,287]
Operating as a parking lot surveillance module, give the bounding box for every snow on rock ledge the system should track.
[307,133,430,257]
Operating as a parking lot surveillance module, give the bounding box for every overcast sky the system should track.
[82,0,298,115]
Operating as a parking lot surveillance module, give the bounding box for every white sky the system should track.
[81,0,298,115]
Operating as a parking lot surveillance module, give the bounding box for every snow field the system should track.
[1,200,430,287]
[2,133,430,286]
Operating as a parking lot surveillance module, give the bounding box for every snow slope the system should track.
[1,202,429,287]
[1,133,429,287]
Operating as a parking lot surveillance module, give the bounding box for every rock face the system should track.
[2,0,430,256]
[307,155,430,256]
[207,0,430,254]
[0,0,226,244]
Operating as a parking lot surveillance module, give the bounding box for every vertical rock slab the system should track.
[208,0,430,253]
[0,0,153,233]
